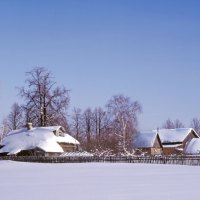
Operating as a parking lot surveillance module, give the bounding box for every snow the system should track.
[0,126,79,154]
[154,128,198,143]
[162,144,182,148]
[133,132,158,148]
[60,151,94,157]
[0,161,200,200]
[184,138,200,155]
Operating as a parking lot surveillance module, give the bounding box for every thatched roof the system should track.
[0,126,79,155]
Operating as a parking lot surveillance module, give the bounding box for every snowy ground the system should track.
[0,161,200,200]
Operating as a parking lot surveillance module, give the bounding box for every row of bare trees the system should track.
[1,67,200,154]
[162,119,185,129]
[162,118,200,134]
[70,95,142,154]
[0,67,142,154]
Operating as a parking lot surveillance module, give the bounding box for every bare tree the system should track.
[162,118,184,129]
[70,107,111,153]
[162,119,174,129]
[93,107,109,148]
[71,107,82,141]
[19,67,70,127]
[0,118,9,142]
[7,103,24,130]
[174,119,185,128]
[191,118,200,135]
[106,94,142,154]
[82,108,94,151]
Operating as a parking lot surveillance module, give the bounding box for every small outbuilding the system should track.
[0,124,80,156]
[133,132,162,155]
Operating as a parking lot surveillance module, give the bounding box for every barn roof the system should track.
[133,132,159,148]
[0,126,79,155]
[154,128,199,143]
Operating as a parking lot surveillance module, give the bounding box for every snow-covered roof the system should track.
[133,132,159,148]
[0,126,79,155]
[154,128,198,143]
[184,138,200,155]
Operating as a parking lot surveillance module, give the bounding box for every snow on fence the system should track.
[1,155,200,166]
[60,151,94,157]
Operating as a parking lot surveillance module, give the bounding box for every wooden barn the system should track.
[0,124,80,156]
[133,132,163,155]
[157,128,199,155]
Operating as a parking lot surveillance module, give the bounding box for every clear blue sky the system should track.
[0,0,200,130]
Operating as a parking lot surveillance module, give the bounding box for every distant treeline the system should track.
[0,67,142,154]
[1,67,200,154]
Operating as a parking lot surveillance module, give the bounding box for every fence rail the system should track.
[1,155,200,166]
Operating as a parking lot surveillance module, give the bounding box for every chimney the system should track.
[27,122,33,130]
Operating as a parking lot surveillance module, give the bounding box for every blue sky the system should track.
[0,0,200,130]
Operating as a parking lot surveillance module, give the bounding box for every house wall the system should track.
[17,150,63,157]
[135,148,162,155]
[153,138,161,148]
[162,145,183,155]
[17,148,46,156]
[163,148,176,155]
[0,152,9,156]
[151,136,162,155]
[59,143,77,152]
[151,148,162,155]
[153,136,163,148]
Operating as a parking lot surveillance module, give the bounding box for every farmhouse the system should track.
[0,124,80,156]
[134,128,199,155]
[157,128,199,155]
[133,132,162,155]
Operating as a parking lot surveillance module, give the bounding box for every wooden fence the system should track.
[1,155,200,166]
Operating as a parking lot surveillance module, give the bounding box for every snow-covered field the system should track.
[0,161,200,200]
